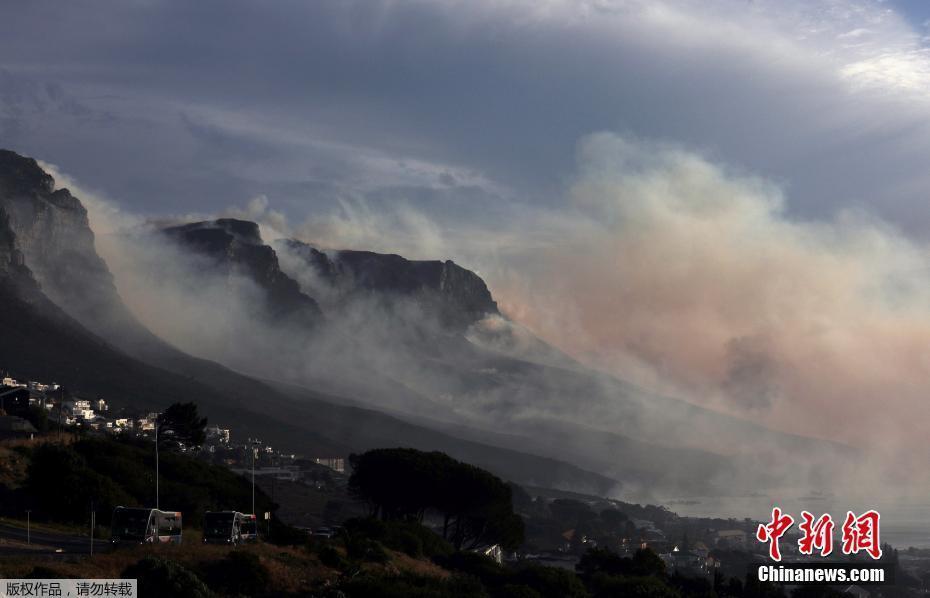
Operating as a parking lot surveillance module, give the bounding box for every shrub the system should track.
[122,557,213,598]
[343,517,453,559]
[202,551,269,597]
[435,551,507,588]
[345,536,391,564]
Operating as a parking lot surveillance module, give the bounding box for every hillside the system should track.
[0,150,619,493]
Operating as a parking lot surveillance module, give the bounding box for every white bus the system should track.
[239,513,259,542]
[111,507,182,545]
[203,511,250,544]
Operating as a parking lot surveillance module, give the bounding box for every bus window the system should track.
[203,512,237,544]
[111,508,153,544]
[240,515,258,542]
[154,511,182,544]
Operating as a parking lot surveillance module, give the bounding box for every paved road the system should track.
[0,522,105,555]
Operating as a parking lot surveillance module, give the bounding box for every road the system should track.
[0,522,105,555]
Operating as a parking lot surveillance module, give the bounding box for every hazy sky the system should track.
[3,0,930,236]
[8,0,930,446]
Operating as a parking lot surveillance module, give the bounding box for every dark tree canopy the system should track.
[348,448,525,551]
[157,402,207,448]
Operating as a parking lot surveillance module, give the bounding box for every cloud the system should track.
[7,0,930,235]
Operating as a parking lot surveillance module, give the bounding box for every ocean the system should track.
[660,495,930,549]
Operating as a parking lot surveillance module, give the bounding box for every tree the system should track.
[438,459,524,550]
[348,448,525,550]
[348,448,446,521]
[157,402,207,448]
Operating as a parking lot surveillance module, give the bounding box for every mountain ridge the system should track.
[0,148,621,494]
[163,218,322,325]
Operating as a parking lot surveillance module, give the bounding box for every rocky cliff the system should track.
[163,219,322,325]
[0,151,622,493]
[279,239,498,330]
[0,150,125,327]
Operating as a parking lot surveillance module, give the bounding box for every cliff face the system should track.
[0,208,15,273]
[163,219,322,324]
[0,150,126,324]
[280,239,498,330]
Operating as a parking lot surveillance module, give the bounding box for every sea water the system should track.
[660,495,930,549]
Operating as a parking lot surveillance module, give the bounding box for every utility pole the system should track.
[251,440,256,516]
[250,440,261,516]
[90,501,95,556]
[155,416,160,510]
[25,510,30,545]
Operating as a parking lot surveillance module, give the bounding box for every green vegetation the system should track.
[342,517,454,559]
[1,434,279,532]
[349,448,525,550]
[1,441,802,598]
[157,402,208,448]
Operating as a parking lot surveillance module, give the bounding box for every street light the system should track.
[250,440,262,517]
[155,415,160,510]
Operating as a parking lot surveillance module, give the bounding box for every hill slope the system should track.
[0,149,619,493]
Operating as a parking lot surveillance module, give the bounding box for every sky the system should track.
[6,0,930,448]
[4,0,930,233]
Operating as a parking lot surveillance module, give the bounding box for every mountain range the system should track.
[0,149,850,501]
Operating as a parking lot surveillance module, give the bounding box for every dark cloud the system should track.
[4,0,930,237]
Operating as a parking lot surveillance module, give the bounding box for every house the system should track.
[64,399,92,413]
[1,376,25,388]
[205,425,230,444]
[0,415,37,440]
[482,544,503,565]
[73,408,96,421]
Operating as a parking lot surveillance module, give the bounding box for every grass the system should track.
[0,434,78,489]
[0,538,449,595]
[0,444,30,488]
[0,542,336,593]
